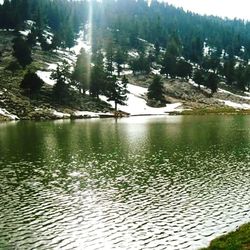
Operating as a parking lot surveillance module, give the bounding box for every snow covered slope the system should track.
[0,108,19,120]
[36,30,89,86]
[101,84,182,116]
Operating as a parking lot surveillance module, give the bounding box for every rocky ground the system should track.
[128,74,250,113]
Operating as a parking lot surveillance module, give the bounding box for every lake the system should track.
[0,115,249,250]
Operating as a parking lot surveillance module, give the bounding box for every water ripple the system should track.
[0,118,250,250]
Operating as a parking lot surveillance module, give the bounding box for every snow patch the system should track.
[101,84,182,116]
[128,51,139,58]
[218,100,250,109]
[19,30,30,37]
[37,30,92,86]
[122,69,133,76]
[0,108,19,120]
[73,111,100,119]
[151,68,161,75]
[189,79,206,89]
[37,63,57,86]
[71,30,91,55]
[51,110,70,119]
[218,88,250,100]
[25,20,35,27]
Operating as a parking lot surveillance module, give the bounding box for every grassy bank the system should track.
[201,223,250,250]
[171,107,250,115]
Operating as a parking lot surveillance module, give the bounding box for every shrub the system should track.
[20,70,44,94]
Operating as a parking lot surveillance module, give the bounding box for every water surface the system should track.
[0,115,249,250]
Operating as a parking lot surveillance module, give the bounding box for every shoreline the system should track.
[201,222,250,250]
[1,107,250,123]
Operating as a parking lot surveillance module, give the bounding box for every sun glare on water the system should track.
[86,0,93,87]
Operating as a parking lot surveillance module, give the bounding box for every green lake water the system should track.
[0,115,249,250]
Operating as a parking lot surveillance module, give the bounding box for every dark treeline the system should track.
[1,0,250,58]
[0,0,87,48]
[91,0,250,60]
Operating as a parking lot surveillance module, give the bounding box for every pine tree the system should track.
[51,61,71,104]
[202,52,220,73]
[130,53,150,75]
[235,63,247,91]
[147,75,165,106]
[223,58,235,85]
[50,32,62,50]
[27,27,37,47]
[90,52,107,99]
[205,72,219,96]
[154,40,160,58]
[166,32,182,58]
[176,59,192,80]
[72,49,90,94]
[161,52,177,78]
[12,36,32,67]
[106,40,114,75]
[106,76,128,112]
[39,35,51,51]
[114,48,127,77]
[20,70,44,94]
[193,69,205,89]
[64,22,75,49]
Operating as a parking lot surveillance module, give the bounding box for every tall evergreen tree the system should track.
[106,39,115,75]
[64,21,75,49]
[12,36,32,67]
[114,47,127,77]
[161,52,177,78]
[193,69,206,89]
[235,63,247,90]
[27,27,37,47]
[223,58,235,85]
[51,61,71,104]
[147,75,165,105]
[90,51,107,99]
[130,53,151,75]
[205,72,219,96]
[176,59,192,80]
[72,49,90,94]
[106,75,128,112]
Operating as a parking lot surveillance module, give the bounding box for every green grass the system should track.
[172,107,250,115]
[201,223,250,250]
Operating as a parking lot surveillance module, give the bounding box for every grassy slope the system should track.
[201,223,250,250]
[127,75,250,114]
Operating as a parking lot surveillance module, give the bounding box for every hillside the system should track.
[0,30,112,121]
[0,0,250,121]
